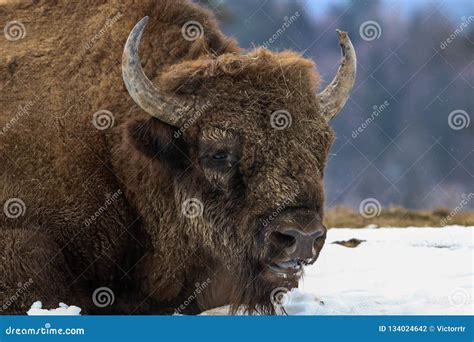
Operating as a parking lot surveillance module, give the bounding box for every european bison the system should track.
[0,0,355,314]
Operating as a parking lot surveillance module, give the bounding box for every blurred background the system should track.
[198,0,474,213]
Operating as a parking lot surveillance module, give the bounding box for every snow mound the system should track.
[27,301,82,316]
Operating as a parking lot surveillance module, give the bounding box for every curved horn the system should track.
[122,16,188,126]
[318,30,357,122]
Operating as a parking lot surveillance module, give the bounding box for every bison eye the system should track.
[204,150,238,168]
[212,152,228,161]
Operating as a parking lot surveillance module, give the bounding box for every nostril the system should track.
[269,231,296,249]
[312,229,325,241]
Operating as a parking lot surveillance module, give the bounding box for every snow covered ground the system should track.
[286,226,474,315]
[28,226,473,316]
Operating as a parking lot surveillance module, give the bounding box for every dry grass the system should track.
[325,207,474,228]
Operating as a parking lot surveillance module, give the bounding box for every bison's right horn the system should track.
[317,30,357,122]
[122,16,191,126]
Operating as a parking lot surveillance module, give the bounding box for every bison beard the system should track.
[0,0,355,315]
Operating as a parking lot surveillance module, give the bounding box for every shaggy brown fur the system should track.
[0,0,334,314]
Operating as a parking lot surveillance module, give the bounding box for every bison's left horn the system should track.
[122,16,190,126]
[317,30,357,122]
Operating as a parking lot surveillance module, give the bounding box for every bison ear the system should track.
[127,118,189,170]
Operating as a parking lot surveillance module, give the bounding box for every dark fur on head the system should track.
[117,28,333,314]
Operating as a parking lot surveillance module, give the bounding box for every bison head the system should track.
[121,17,356,313]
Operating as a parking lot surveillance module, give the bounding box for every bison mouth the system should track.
[268,260,303,276]
[262,258,315,284]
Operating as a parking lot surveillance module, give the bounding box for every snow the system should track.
[294,226,473,315]
[203,226,474,315]
[27,301,81,316]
